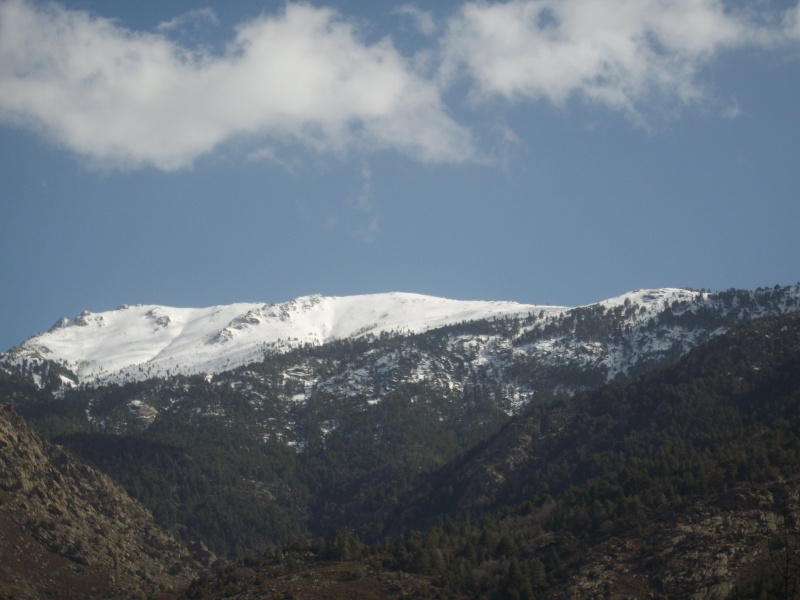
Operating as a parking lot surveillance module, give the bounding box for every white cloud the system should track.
[0,0,797,172]
[0,0,475,170]
[440,0,790,121]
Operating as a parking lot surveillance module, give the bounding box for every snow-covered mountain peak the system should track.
[589,288,700,309]
[12,292,557,386]
[5,285,800,409]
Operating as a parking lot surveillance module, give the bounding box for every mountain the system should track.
[2,284,799,562]
[5,285,799,436]
[180,311,800,599]
[6,286,799,399]
[6,292,558,386]
[0,404,209,599]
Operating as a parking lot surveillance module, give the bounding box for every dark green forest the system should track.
[183,313,800,598]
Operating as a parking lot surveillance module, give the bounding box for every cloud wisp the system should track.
[0,0,474,170]
[156,8,219,33]
[392,5,437,37]
[785,3,800,40]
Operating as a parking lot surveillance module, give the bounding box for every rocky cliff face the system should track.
[0,404,205,599]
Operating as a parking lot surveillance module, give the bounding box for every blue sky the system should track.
[1,0,799,350]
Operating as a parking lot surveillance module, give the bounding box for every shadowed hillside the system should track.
[0,404,208,599]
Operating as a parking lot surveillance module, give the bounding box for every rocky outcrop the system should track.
[0,404,204,598]
[560,483,800,599]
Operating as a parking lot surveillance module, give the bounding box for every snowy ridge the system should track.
[11,292,561,385]
[4,284,799,439]
[6,285,799,399]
